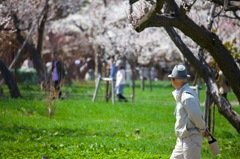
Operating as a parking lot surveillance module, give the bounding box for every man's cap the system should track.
[168,64,190,79]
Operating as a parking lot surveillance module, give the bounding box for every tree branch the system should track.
[164,26,240,133]
[132,1,240,103]
[211,0,240,12]
[37,0,49,54]
[11,6,47,82]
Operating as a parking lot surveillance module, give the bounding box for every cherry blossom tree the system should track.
[0,0,88,96]
[68,1,182,101]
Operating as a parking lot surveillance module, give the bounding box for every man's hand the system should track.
[203,128,210,137]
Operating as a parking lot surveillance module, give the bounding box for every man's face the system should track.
[171,78,177,89]
[171,78,187,89]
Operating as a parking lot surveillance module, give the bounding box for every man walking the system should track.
[168,64,207,159]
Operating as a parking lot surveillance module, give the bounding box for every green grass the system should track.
[0,80,239,159]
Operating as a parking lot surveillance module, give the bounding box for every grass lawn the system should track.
[0,80,239,159]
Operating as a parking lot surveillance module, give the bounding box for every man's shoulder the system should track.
[181,90,198,103]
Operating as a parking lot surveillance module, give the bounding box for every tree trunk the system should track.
[130,65,135,102]
[134,1,240,103]
[37,0,49,55]
[0,60,22,98]
[130,1,240,133]
[149,67,153,91]
[94,45,100,78]
[15,30,47,82]
[165,27,240,133]
[12,14,47,83]
[140,66,144,91]
[176,15,240,103]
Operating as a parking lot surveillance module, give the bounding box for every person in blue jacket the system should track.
[109,56,117,80]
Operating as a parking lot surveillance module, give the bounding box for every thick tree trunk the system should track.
[133,1,240,103]
[0,60,22,98]
[15,29,47,82]
[12,4,48,84]
[165,27,240,133]
[126,57,137,102]
[130,1,240,133]
[37,0,49,54]
[176,16,240,103]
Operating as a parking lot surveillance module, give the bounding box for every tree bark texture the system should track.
[130,65,135,102]
[133,0,240,103]
[126,58,137,102]
[130,0,240,133]
[12,6,48,83]
[15,29,47,82]
[37,0,49,55]
[0,60,22,98]
[165,27,240,133]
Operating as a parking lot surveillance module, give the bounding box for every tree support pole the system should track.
[92,77,115,104]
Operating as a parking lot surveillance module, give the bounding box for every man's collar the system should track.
[172,83,189,100]
[176,83,188,94]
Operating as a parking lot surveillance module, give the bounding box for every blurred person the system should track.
[109,56,117,80]
[115,60,128,102]
[21,56,34,69]
[51,52,65,99]
[168,64,207,159]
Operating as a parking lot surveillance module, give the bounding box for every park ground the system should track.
[0,80,239,159]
